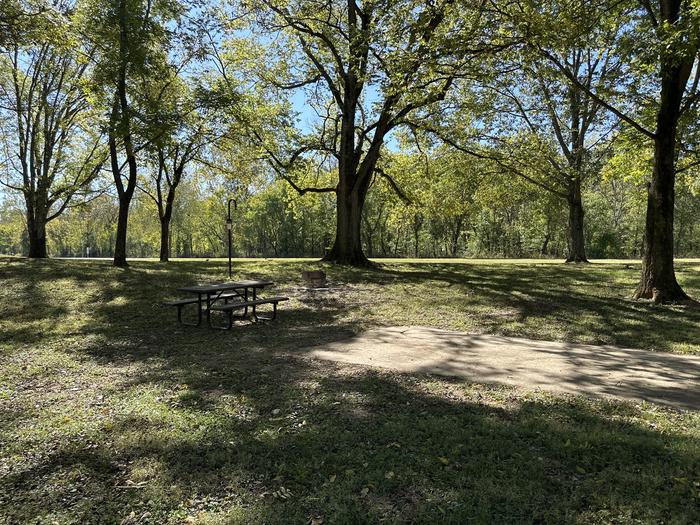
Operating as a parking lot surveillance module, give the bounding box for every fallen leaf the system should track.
[273,486,293,500]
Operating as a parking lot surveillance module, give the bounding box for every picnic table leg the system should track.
[197,293,203,327]
[206,292,213,327]
[207,291,237,330]
[168,299,200,327]
[206,291,218,328]
[242,287,249,319]
[251,287,258,321]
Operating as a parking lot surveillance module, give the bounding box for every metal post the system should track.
[227,198,236,278]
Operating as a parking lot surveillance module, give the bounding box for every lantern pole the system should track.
[227,198,237,278]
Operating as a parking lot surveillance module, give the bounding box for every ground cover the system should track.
[1,257,699,524]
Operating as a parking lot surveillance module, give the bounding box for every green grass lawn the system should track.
[1,257,699,524]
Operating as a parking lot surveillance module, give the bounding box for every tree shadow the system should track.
[362,261,700,352]
[0,259,71,345]
[2,258,699,523]
[2,361,698,523]
[303,326,700,410]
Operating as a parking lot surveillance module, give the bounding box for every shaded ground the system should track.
[1,257,699,524]
[307,326,700,410]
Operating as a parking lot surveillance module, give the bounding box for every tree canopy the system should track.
[0,0,699,302]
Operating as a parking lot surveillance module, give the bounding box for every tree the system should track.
[0,1,102,258]
[380,148,482,257]
[630,0,700,302]
[82,0,180,267]
[139,77,222,262]
[512,0,700,302]
[143,137,194,262]
[489,51,621,263]
[236,0,511,265]
[0,0,54,48]
[421,2,627,263]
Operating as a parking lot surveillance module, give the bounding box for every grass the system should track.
[1,256,699,524]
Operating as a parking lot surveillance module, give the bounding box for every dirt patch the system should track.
[305,326,700,411]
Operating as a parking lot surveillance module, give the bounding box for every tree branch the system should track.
[537,47,656,140]
[375,167,411,204]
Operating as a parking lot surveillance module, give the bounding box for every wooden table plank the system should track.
[177,281,274,293]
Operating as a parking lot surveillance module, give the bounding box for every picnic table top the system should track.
[177,280,274,294]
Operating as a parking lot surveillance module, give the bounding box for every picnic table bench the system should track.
[163,280,288,330]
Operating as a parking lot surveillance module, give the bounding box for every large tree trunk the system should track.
[26,213,48,258]
[113,195,130,267]
[634,148,687,302]
[565,182,588,263]
[322,88,375,266]
[25,194,48,258]
[564,75,589,264]
[159,218,170,262]
[324,181,370,265]
[634,20,691,303]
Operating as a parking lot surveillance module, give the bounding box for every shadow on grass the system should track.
[363,261,700,352]
[0,260,71,345]
[2,258,700,523]
[2,359,698,523]
[5,257,700,352]
[308,326,700,410]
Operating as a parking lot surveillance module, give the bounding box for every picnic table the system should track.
[164,280,288,330]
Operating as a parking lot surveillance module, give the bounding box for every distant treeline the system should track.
[3,150,699,260]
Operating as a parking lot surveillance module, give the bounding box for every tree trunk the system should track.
[324,181,370,265]
[541,218,552,256]
[158,174,177,263]
[380,218,389,256]
[634,162,687,302]
[449,217,463,257]
[111,0,138,268]
[563,73,589,264]
[634,25,691,303]
[113,195,130,267]
[365,232,374,258]
[159,218,170,262]
[27,222,48,259]
[322,97,376,266]
[540,233,551,256]
[450,236,459,257]
[565,184,588,263]
[362,215,375,258]
[26,213,48,258]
